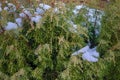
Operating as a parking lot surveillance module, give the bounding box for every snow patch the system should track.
[19,10,32,18]
[31,15,42,23]
[15,18,22,27]
[5,22,18,30]
[39,3,51,11]
[4,7,9,11]
[73,5,85,15]
[35,7,45,15]
[72,45,99,62]
[75,5,84,10]
[82,51,98,62]
[23,10,32,17]
[6,3,16,12]
[73,10,79,15]
[19,13,26,18]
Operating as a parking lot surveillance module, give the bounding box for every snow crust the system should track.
[73,5,85,15]
[39,3,51,11]
[4,7,9,11]
[72,45,99,62]
[35,7,45,15]
[15,18,22,27]
[4,3,16,12]
[31,15,42,23]
[5,22,18,30]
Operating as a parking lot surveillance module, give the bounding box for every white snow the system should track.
[31,15,42,23]
[15,18,22,27]
[19,13,26,18]
[72,45,99,62]
[5,22,18,30]
[35,7,45,15]
[39,3,51,11]
[7,3,16,12]
[73,10,79,15]
[82,51,98,62]
[73,5,85,15]
[86,8,104,25]
[75,5,83,10]
[87,9,95,16]
[4,7,9,11]
[19,10,32,18]
[23,10,32,17]
[73,5,103,24]
[4,3,16,12]
[73,24,77,29]
[87,47,99,57]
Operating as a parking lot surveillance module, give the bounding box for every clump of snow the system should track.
[73,5,85,15]
[31,15,42,23]
[5,22,18,30]
[19,13,26,18]
[4,3,16,12]
[82,51,98,62]
[34,3,51,15]
[23,9,32,17]
[15,18,22,27]
[72,45,99,62]
[86,8,104,25]
[73,24,77,29]
[19,10,32,18]
[35,7,45,15]
[73,5,104,26]
[4,7,9,11]
[73,10,79,15]
[39,3,51,11]
[75,5,84,10]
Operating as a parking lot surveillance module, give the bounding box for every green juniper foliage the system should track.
[0,4,86,80]
[97,0,120,79]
